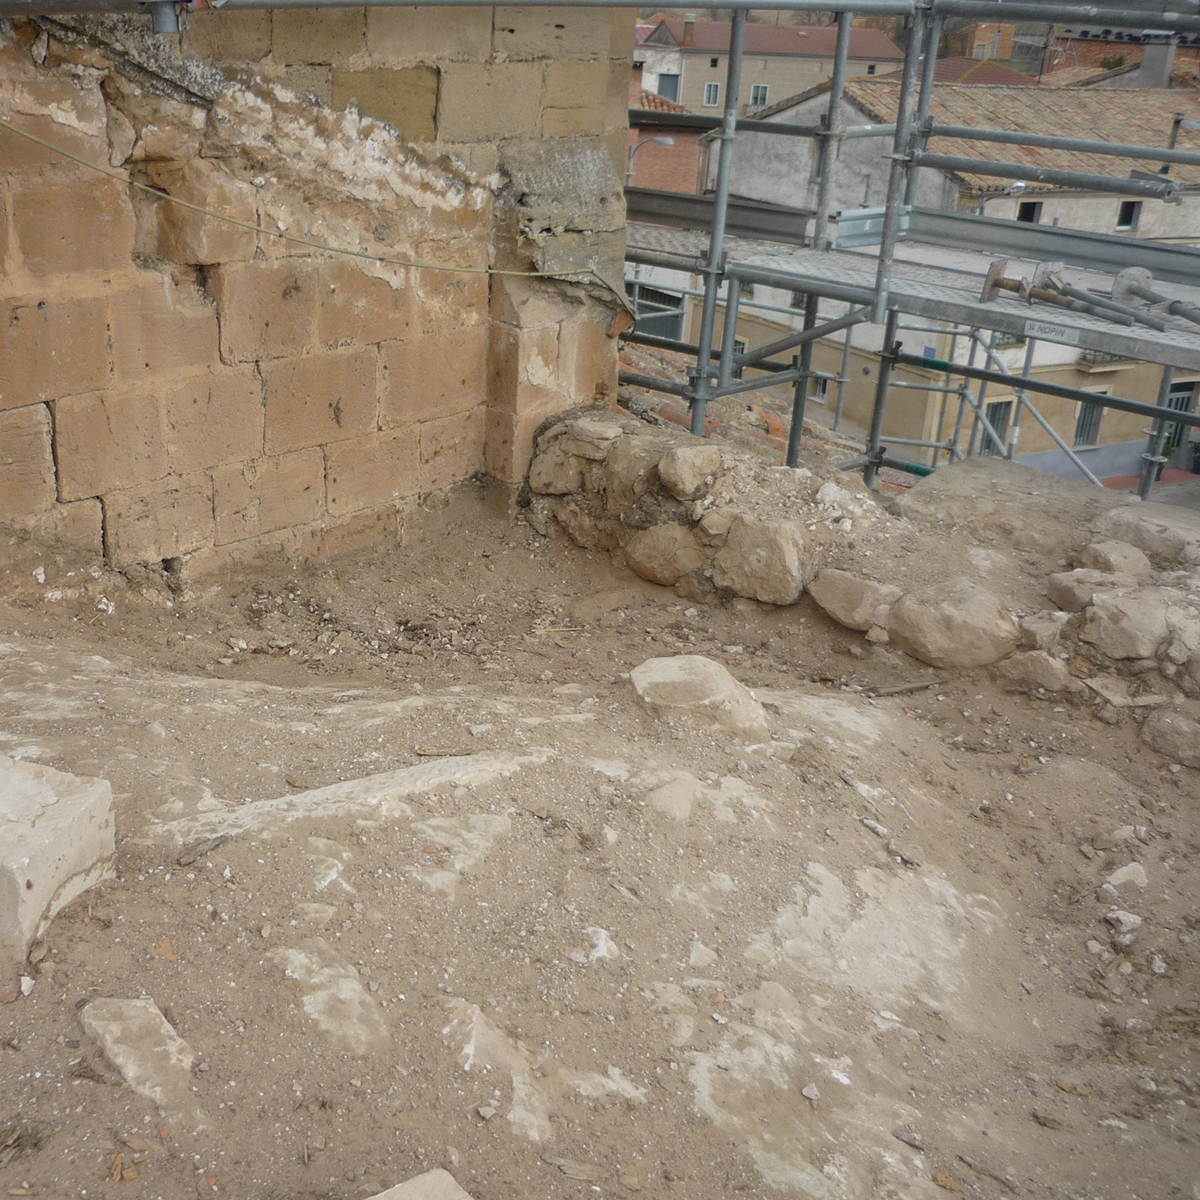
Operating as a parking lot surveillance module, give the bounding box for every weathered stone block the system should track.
[317,261,415,348]
[492,7,612,58]
[1076,539,1154,579]
[1093,501,1200,564]
[485,406,559,486]
[437,62,543,142]
[331,67,438,139]
[264,64,333,106]
[264,347,377,454]
[888,579,1019,668]
[1046,568,1127,613]
[181,8,272,62]
[209,262,318,363]
[526,440,582,495]
[625,524,706,587]
[325,430,420,515]
[35,499,104,555]
[165,368,264,472]
[368,1169,475,1200]
[630,654,771,742]
[109,281,220,384]
[658,445,721,501]
[272,8,366,64]
[11,177,136,275]
[563,303,619,403]
[420,408,486,494]
[542,59,609,136]
[55,389,167,501]
[104,473,214,567]
[610,7,638,58]
[712,514,813,606]
[79,999,207,1130]
[379,323,487,427]
[147,159,258,265]
[808,569,902,632]
[0,296,108,410]
[0,405,56,521]
[1,755,114,964]
[1080,588,1170,660]
[1141,709,1200,768]
[993,650,1080,693]
[214,450,324,544]
[366,7,492,64]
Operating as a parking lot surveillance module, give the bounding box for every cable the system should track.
[0,114,630,307]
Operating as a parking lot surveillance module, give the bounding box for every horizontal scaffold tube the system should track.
[912,154,1180,199]
[928,122,1200,170]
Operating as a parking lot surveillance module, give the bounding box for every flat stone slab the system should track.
[1,755,114,963]
[630,655,771,742]
[79,998,207,1130]
[368,1170,476,1200]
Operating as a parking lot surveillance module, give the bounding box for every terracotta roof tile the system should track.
[633,89,693,114]
[841,80,1200,190]
[876,56,1036,85]
[646,17,902,61]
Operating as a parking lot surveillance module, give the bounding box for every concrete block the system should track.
[109,280,220,384]
[366,7,491,64]
[263,346,377,454]
[209,262,318,363]
[104,473,214,567]
[0,296,109,411]
[165,367,264,472]
[0,405,57,521]
[55,389,168,502]
[420,407,486,494]
[147,159,258,265]
[79,999,207,1130]
[325,430,420,515]
[10,177,136,275]
[492,7,611,58]
[181,8,272,62]
[437,62,542,142]
[214,450,324,544]
[379,322,487,427]
[317,261,415,348]
[331,67,438,140]
[543,59,609,136]
[1,755,114,963]
[368,1169,475,1200]
[272,8,366,64]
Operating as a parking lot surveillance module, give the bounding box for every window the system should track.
[1164,380,1197,456]
[710,56,719,67]
[751,84,769,107]
[703,81,720,107]
[810,376,829,405]
[1016,201,1043,224]
[1116,200,1142,231]
[732,338,746,380]
[657,74,679,101]
[974,41,988,58]
[866,63,876,74]
[980,400,1012,455]
[1074,397,1104,447]
[790,289,807,309]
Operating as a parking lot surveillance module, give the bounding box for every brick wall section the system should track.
[0,8,634,574]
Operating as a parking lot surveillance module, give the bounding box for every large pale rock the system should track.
[808,569,902,632]
[80,999,207,1129]
[1077,540,1153,579]
[369,1171,475,1200]
[1,756,115,963]
[1046,569,1128,614]
[1141,710,1200,768]
[630,655,771,742]
[888,580,1019,668]
[1094,502,1200,564]
[556,419,623,461]
[658,445,721,501]
[993,650,1080,693]
[527,445,582,495]
[605,437,661,512]
[1080,589,1170,660]
[269,937,389,1055]
[711,515,813,606]
[624,524,707,587]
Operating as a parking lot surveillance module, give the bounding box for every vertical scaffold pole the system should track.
[1139,365,1177,499]
[903,8,941,208]
[864,309,900,489]
[689,6,747,438]
[787,293,820,466]
[811,11,852,251]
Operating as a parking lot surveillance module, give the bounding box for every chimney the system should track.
[1138,32,1177,87]
[684,12,696,47]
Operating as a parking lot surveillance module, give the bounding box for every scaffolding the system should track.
[617,0,1200,498]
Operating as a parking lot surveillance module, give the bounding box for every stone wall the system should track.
[0,8,633,575]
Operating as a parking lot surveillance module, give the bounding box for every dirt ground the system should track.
[0,476,1197,1200]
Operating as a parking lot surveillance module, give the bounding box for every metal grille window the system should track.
[703,82,720,107]
[1116,200,1142,231]
[750,84,769,107]
[732,338,746,380]
[1074,398,1104,447]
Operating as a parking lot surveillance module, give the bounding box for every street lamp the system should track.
[626,136,675,187]
[977,180,1026,217]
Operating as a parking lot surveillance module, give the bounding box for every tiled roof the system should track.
[840,80,1200,191]
[635,24,657,46]
[644,17,902,61]
[1039,63,1139,87]
[875,56,1037,85]
[632,89,693,115]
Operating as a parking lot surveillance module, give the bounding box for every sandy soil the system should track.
[0,479,1196,1200]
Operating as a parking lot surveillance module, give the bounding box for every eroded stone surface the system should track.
[1141,709,1200,767]
[1080,589,1171,660]
[888,580,1019,669]
[624,524,706,587]
[1,755,115,963]
[630,655,770,742]
[711,516,812,606]
[368,1171,476,1200]
[1077,540,1153,578]
[807,569,902,632]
